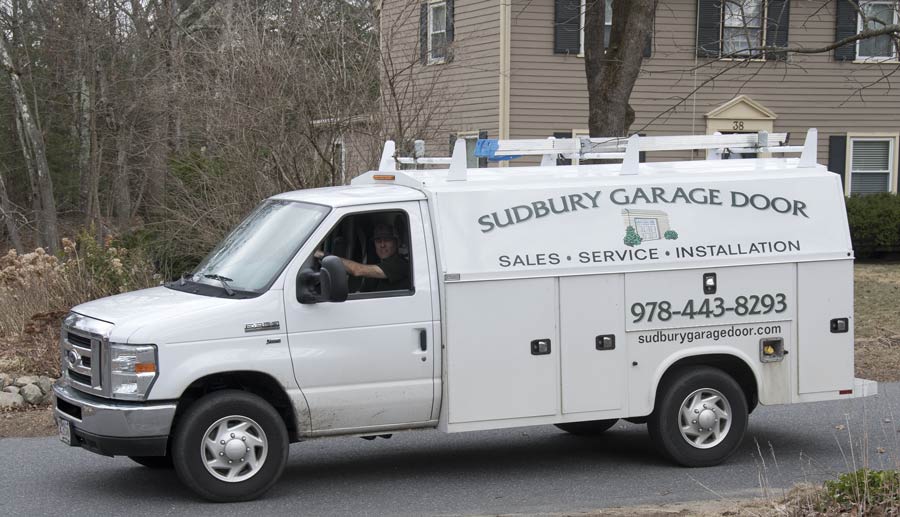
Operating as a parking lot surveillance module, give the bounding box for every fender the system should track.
[645,346,761,415]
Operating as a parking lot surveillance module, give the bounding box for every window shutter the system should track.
[554,131,572,165]
[765,0,790,61]
[828,135,848,191]
[643,32,653,58]
[554,0,581,54]
[478,130,488,168]
[446,0,455,62]
[696,0,722,57]
[834,0,858,61]
[420,3,428,64]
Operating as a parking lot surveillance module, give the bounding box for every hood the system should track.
[72,286,285,343]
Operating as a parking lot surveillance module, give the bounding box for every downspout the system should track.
[499,0,511,147]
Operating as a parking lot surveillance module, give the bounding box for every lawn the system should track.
[854,263,900,382]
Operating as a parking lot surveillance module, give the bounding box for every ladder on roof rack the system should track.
[377,129,819,181]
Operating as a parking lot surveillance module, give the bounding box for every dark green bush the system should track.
[845,193,900,259]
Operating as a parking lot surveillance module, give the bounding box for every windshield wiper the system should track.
[203,274,235,296]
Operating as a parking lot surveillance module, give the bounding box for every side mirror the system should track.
[319,256,348,302]
[297,256,348,304]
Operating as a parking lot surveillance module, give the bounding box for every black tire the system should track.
[554,419,618,435]
[647,366,748,467]
[129,455,173,469]
[171,390,289,502]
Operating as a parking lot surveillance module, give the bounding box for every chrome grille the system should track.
[60,313,112,397]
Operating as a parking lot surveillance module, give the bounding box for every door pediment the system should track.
[706,95,777,121]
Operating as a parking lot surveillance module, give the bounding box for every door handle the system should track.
[418,328,427,351]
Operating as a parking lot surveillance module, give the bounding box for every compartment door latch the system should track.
[531,339,552,355]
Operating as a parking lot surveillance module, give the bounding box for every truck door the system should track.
[283,202,436,432]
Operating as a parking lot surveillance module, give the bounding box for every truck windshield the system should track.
[189,199,329,294]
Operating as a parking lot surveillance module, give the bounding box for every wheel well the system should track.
[657,355,759,414]
[173,371,300,442]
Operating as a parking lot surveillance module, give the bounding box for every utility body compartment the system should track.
[352,157,871,432]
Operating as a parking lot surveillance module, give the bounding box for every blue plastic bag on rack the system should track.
[475,139,522,161]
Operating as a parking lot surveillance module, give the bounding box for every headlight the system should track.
[108,343,158,401]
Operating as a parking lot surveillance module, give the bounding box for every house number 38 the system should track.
[732,121,745,130]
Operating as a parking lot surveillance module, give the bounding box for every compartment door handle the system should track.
[418,328,427,351]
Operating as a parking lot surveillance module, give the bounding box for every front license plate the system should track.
[57,418,71,445]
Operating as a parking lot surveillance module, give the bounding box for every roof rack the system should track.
[376,129,818,181]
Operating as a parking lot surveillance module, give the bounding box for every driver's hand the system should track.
[314,250,325,260]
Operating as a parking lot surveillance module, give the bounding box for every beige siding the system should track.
[509,0,900,165]
[380,0,501,157]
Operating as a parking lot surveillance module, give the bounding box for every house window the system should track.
[554,0,651,57]
[856,1,898,60]
[849,138,894,194]
[697,0,788,59]
[428,1,448,63]
[722,0,764,57]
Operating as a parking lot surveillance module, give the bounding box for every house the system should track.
[378,0,900,195]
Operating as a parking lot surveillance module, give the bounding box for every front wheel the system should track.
[172,390,289,502]
[647,367,748,467]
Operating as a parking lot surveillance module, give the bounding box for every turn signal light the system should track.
[373,175,395,181]
[135,363,156,374]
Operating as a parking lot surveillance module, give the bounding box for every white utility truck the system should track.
[53,130,876,502]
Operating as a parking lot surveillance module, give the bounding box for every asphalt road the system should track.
[3,384,899,516]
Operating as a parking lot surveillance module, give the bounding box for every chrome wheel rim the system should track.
[678,388,732,449]
[201,415,268,483]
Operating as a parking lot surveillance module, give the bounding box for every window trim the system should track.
[845,133,899,195]
[719,0,768,60]
[855,0,899,62]
[577,0,612,56]
[312,208,416,301]
[427,0,448,65]
[456,130,481,168]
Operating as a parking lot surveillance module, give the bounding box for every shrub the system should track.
[823,469,900,513]
[845,193,900,258]
[623,226,642,247]
[0,230,160,374]
[664,230,678,240]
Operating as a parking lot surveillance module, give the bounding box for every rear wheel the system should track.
[129,455,173,469]
[647,367,748,467]
[172,390,289,502]
[554,419,618,435]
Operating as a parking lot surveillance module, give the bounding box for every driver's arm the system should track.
[315,250,387,279]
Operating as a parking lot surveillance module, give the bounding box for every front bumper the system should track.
[52,381,177,457]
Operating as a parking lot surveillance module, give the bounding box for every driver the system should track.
[315,223,410,291]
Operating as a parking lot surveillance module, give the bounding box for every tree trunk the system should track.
[0,168,25,253]
[0,36,59,252]
[75,0,93,222]
[113,129,133,230]
[584,0,656,137]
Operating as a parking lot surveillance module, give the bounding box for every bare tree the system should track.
[0,29,58,252]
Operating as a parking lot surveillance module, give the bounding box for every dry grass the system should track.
[854,263,900,382]
[0,235,159,377]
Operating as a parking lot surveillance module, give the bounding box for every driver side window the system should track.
[312,210,414,299]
